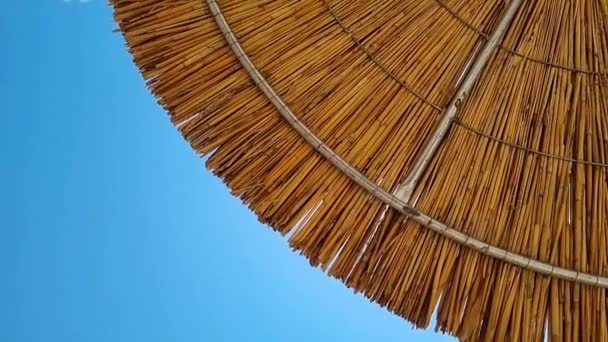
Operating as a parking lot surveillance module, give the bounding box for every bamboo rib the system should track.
[395,0,523,202]
[112,0,608,340]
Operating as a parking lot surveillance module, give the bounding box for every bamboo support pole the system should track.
[394,0,525,202]
[206,0,608,288]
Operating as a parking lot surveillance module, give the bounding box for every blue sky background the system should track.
[2,1,455,341]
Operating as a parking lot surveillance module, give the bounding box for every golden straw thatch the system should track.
[112,0,608,340]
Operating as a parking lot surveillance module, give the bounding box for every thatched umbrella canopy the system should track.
[112,0,608,340]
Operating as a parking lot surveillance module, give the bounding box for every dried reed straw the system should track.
[112,0,608,340]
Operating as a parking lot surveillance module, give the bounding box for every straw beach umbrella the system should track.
[112,0,608,340]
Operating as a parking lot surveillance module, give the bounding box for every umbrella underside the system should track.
[113,0,608,340]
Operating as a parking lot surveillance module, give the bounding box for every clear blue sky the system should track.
[2,1,455,341]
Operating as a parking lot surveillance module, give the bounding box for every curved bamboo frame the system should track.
[206,0,608,288]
